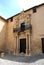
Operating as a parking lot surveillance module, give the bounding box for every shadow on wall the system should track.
[0,20,6,50]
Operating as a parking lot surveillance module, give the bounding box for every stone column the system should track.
[29,34,31,56]
[26,34,29,55]
[16,34,19,54]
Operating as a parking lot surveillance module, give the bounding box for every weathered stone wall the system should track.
[6,19,16,54]
[27,5,44,55]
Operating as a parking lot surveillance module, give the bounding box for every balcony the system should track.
[13,24,32,33]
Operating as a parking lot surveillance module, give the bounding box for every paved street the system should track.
[0,54,44,65]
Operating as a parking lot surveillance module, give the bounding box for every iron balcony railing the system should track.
[13,24,32,32]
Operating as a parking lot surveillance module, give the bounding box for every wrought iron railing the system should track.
[13,24,32,32]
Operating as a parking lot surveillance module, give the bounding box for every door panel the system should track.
[20,39,26,53]
[41,38,44,53]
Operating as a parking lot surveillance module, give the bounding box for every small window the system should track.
[33,7,36,13]
[10,17,13,22]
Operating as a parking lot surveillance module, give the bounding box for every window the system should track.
[10,17,13,22]
[21,22,25,31]
[33,7,36,13]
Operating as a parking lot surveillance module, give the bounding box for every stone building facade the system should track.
[0,3,44,56]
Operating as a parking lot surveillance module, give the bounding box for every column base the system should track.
[26,49,29,55]
[28,50,31,56]
[13,49,16,55]
[16,49,19,55]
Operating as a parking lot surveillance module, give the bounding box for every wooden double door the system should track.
[20,39,26,53]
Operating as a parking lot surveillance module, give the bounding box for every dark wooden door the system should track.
[20,39,26,53]
[41,38,44,53]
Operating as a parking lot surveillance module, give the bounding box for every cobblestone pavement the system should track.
[0,54,44,65]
